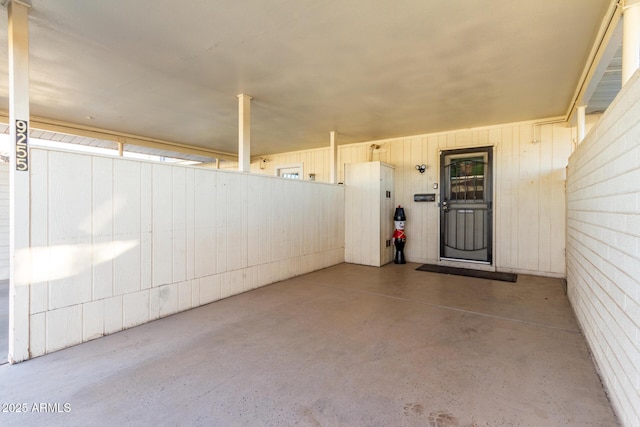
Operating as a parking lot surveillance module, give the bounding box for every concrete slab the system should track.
[0,263,618,426]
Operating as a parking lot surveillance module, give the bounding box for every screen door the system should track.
[440,147,493,263]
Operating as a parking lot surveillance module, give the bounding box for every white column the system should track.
[237,94,251,172]
[329,131,337,184]
[622,0,640,85]
[577,105,587,144]
[8,0,31,364]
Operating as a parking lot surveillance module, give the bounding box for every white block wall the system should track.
[27,148,344,357]
[0,162,8,280]
[566,71,640,427]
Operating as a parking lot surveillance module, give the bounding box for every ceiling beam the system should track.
[0,111,238,162]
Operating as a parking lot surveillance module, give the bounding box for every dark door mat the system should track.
[416,264,517,282]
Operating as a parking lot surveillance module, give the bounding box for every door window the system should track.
[449,156,486,202]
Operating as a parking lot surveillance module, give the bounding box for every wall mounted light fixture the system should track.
[415,164,427,174]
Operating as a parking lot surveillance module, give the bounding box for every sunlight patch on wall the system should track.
[16,240,139,285]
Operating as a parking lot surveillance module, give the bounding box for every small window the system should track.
[275,163,303,180]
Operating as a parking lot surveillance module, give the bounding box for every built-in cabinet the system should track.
[344,161,395,267]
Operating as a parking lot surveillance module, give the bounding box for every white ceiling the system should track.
[0,0,615,157]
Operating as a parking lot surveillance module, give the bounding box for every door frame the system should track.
[439,146,494,265]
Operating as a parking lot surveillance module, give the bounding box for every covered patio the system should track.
[0,263,618,426]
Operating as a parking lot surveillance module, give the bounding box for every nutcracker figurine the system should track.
[393,205,406,264]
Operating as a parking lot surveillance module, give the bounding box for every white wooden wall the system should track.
[566,72,640,427]
[237,121,573,276]
[366,125,575,277]
[0,163,8,280]
[27,148,345,357]
[213,147,331,182]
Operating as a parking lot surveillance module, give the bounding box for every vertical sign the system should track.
[15,119,28,171]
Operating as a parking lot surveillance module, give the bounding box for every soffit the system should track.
[0,0,615,156]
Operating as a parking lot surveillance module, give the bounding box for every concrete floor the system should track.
[0,279,8,366]
[0,263,618,426]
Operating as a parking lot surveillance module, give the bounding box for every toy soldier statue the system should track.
[393,205,406,264]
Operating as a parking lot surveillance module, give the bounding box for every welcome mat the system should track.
[416,264,517,282]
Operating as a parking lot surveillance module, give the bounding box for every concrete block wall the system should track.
[566,71,640,426]
[27,148,345,357]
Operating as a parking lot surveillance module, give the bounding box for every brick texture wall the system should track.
[566,71,640,426]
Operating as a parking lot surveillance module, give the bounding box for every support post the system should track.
[237,94,252,172]
[329,131,337,184]
[118,142,124,157]
[622,0,640,85]
[577,105,587,144]
[8,0,32,364]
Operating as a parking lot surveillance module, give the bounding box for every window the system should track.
[275,163,303,180]
[448,156,486,202]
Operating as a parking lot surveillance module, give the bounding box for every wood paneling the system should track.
[29,151,49,314]
[251,119,572,276]
[26,149,345,357]
[48,152,92,310]
[152,164,173,287]
[114,159,142,296]
[0,163,9,280]
[93,157,114,300]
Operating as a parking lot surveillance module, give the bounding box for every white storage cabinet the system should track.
[344,161,395,267]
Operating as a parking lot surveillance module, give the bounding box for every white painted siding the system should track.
[566,71,640,427]
[238,120,572,276]
[0,162,8,280]
[212,146,331,182]
[344,162,394,267]
[27,149,345,357]
[343,124,572,276]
